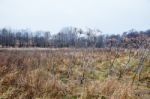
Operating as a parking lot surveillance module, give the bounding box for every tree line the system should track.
[0,27,150,48]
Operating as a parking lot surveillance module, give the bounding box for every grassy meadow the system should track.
[0,48,150,99]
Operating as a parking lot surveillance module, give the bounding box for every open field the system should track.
[0,48,150,99]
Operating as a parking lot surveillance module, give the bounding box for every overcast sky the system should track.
[0,0,150,34]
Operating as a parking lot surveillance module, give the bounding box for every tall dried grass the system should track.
[0,48,149,99]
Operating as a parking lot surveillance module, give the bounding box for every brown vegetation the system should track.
[0,48,150,99]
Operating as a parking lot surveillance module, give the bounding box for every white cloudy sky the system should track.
[0,0,150,34]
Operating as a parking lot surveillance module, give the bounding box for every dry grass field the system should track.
[0,48,150,99]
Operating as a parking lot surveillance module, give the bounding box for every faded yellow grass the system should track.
[0,48,149,99]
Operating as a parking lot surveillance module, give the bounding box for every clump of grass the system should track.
[101,78,137,99]
[101,78,121,97]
